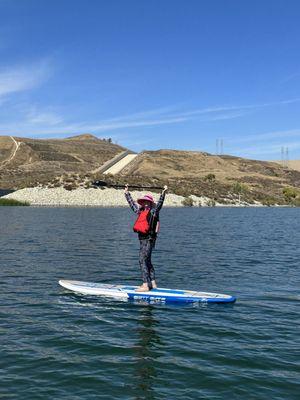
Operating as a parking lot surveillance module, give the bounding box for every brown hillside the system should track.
[0,135,126,189]
[273,160,300,172]
[121,150,298,180]
[119,150,300,204]
[66,134,100,141]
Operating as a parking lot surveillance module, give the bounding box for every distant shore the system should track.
[2,187,263,207]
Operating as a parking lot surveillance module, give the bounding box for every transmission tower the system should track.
[216,138,224,155]
[285,147,289,168]
[281,146,289,168]
[216,139,219,155]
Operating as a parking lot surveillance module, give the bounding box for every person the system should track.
[124,184,168,292]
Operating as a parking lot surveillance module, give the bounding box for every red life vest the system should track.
[133,210,151,234]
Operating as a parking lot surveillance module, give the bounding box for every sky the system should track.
[0,0,300,160]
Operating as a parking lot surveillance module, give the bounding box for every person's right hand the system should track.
[124,184,129,193]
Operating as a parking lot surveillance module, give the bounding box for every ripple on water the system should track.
[1,207,300,400]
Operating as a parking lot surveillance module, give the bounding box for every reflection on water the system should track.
[134,307,161,400]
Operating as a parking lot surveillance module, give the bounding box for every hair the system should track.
[139,200,154,210]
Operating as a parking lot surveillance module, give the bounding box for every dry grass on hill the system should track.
[0,134,126,189]
[121,150,297,183]
[273,160,300,172]
[119,150,300,205]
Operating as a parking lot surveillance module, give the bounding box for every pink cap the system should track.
[137,194,154,205]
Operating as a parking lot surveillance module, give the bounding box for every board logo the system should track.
[132,295,166,303]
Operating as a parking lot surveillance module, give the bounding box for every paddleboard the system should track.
[59,280,236,304]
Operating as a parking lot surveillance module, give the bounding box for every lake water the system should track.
[1,207,299,399]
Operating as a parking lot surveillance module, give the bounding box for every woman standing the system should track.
[124,184,168,292]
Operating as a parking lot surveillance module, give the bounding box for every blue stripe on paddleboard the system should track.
[122,287,186,294]
[127,293,236,303]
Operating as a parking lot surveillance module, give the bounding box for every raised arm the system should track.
[153,185,168,213]
[124,184,139,214]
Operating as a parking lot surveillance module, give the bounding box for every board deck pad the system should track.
[59,280,236,304]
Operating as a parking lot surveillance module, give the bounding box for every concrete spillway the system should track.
[103,153,138,175]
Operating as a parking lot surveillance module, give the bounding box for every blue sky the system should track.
[0,0,300,160]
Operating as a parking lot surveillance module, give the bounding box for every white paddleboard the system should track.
[59,280,236,304]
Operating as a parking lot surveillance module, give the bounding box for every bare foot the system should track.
[135,284,150,292]
[151,280,157,289]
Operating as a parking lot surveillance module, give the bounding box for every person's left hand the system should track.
[163,185,168,193]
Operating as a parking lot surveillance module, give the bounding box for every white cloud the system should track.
[227,129,300,144]
[229,141,300,157]
[214,127,300,159]
[0,115,188,136]
[0,89,299,150]
[82,98,300,133]
[80,116,189,132]
[26,106,64,126]
[280,72,300,85]
[173,98,300,119]
[0,59,52,98]
[0,104,247,136]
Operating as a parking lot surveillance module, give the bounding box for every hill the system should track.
[0,135,126,189]
[116,150,300,205]
[1,136,300,205]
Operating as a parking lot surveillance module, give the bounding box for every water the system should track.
[1,207,299,399]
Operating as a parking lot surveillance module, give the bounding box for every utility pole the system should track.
[281,146,289,168]
[216,138,224,155]
[216,139,219,155]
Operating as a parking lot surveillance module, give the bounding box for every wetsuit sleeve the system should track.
[125,192,139,214]
[153,192,166,214]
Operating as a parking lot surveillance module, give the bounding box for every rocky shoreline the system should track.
[2,187,262,207]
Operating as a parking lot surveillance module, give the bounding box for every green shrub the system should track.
[232,182,249,194]
[283,187,298,203]
[182,196,194,207]
[204,173,216,182]
[63,184,77,191]
[64,178,75,183]
[263,197,277,207]
[0,198,30,206]
[292,197,300,207]
[52,182,61,188]
[207,199,216,207]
